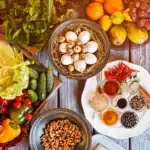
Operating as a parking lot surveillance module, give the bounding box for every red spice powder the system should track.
[103,80,119,96]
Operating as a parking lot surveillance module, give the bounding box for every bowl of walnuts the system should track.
[48,19,110,80]
[29,108,92,150]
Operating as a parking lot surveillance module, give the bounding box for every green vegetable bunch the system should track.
[0,0,53,49]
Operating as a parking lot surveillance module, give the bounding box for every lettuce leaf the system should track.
[0,41,29,100]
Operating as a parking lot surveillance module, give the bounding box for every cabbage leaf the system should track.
[0,41,29,100]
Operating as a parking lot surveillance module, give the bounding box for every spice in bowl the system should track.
[101,109,119,126]
[89,92,109,112]
[41,119,82,150]
[130,95,146,111]
[117,98,127,109]
[102,79,120,97]
[121,111,139,129]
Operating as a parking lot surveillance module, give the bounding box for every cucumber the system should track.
[30,79,37,90]
[37,73,46,101]
[29,64,46,73]
[47,66,54,93]
[29,68,39,79]
[28,90,38,103]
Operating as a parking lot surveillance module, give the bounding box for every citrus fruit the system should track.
[86,2,104,21]
[104,0,124,14]
[92,0,106,3]
[99,15,112,31]
[111,11,124,24]
[109,25,127,45]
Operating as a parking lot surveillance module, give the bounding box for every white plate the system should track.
[81,60,150,139]
[90,134,125,150]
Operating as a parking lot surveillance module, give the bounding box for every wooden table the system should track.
[9,42,150,150]
[9,1,150,150]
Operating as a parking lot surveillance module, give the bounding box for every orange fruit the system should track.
[92,0,106,3]
[86,2,104,21]
[104,0,124,14]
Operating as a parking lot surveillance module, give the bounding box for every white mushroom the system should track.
[65,31,77,42]
[67,48,74,55]
[84,41,98,53]
[74,60,86,72]
[61,54,73,65]
[85,53,97,65]
[59,43,68,53]
[58,36,66,43]
[78,31,90,44]
[68,65,75,72]
[68,41,76,48]
[79,53,86,60]
[73,45,81,53]
[72,54,79,61]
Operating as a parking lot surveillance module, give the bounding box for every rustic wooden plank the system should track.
[130,42,150,150]
[9,48,59,150]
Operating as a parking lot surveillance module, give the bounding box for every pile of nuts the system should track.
[58,28,98,73]
[41,119,82,150]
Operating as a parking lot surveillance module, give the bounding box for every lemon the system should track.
[99,15,112,31]
[109,25,127,45]
[111,11,124,25]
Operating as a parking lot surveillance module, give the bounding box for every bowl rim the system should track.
[48,18,110,80]
[29,108,92,150]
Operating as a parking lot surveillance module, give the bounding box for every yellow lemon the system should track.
[99,15,112,31]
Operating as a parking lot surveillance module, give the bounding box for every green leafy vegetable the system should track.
[2,0,53,49]
[0,41,29,100]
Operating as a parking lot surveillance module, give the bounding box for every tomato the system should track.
[0,107,7,113]
[2,100,9,107]
[24,99,32,106]
[0,97,3,104]
[15,96,22,102]
[25,113,33,121]
[13,101,22,109]
[22,91,29,98]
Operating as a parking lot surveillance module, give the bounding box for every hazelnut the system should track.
[72,54,79,61]
[68,65,75,72]
[74,45,81,53]
[68,41,76,48]
[58,36,65,43]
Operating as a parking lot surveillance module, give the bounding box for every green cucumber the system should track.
[47,66,54,93]
[37,73,46,101]
[29,68,39,79]
[30,79,37,90]
[28,90,38,103]
[29,64,46,73]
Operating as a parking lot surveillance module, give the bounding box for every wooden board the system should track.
[130,42,150,150]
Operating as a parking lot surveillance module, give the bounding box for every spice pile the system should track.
[41,119,82,150]
[130,95,146,111]
[121,112,138,128]
[104,62,136,82]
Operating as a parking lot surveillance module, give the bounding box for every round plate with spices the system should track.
[82,60,150,139]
